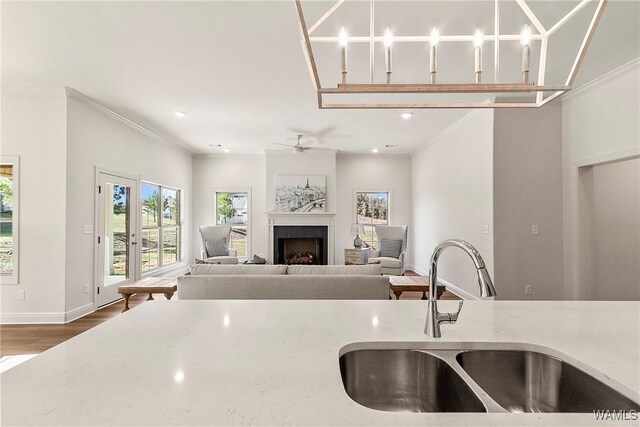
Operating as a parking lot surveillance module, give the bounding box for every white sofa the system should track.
[177,264,389,300]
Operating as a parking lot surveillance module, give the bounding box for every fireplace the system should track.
[273,226,328,265]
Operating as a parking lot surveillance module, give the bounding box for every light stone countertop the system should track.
[1,300,639,426]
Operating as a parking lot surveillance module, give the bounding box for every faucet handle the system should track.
[448,301,464,322]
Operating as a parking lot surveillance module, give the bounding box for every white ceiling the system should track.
[2,1,638,154]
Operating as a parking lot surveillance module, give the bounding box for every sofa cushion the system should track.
[204,238,228,257]
[368,256,402,269]
[379,238,402,258]
[287,264,381,275]
[189,264,287,275]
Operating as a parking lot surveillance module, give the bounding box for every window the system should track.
[356,192,389,250]
[141,182,181,272]
[0,157,19,284]
[215,192,249,258]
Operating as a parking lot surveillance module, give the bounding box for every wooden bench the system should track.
[118,282,177,312]
[389,276,445,300]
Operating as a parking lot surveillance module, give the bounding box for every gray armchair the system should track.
[198,225,239,264]
[367,225,408,275]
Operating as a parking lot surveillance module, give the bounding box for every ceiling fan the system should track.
[273,135,316,153]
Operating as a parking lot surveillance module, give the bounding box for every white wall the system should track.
[65,95,193,314]
[192,154,267,260]
[562,60,640,299]
[580,158,640,300]
[335,154,412,265]
[411,110,494,299]
[493,101,564,300]
[1,91,68,321]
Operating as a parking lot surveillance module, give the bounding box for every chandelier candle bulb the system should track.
[339,27,348,84]
[429,28,439,84]
[520,24,532,83]
[383,28,393,84]
[522,44,530,82]
[473,29,484,83]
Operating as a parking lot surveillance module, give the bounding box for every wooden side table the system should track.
[118,283,178,312]
[344,248,371,265]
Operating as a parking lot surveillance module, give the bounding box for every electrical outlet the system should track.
[83,225,93,234]
[482,224,489,234]
[525,285,533,295]
[531,225,539,235]
[83,284,90,293]
[18,290,25,300]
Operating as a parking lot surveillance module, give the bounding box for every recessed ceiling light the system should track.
[401,112,414,119]
[174,111,186,118]
[371,148,379,153]
[223,148,231,153]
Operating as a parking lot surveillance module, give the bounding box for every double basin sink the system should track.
[339,343,640,413]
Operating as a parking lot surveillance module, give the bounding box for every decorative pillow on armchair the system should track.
[380,238,402,258]
[205,238,228,257]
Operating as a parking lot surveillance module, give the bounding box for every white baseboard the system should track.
[64,303,95,323]
[439,278,480,301]
[1,312,66,324]
[2,303,96,325]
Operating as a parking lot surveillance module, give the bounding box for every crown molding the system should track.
[336,152,410,159]
[562,57,640,102]
[264,148,337,155]
[2,87,67,95]
[194,152,266,159]
[64,88,195,156]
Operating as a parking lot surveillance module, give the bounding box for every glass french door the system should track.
[97,173,138,307]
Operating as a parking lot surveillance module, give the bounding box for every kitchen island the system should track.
[2,300,639,426]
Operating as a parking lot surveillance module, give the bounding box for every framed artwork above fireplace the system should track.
[274,175,326,213]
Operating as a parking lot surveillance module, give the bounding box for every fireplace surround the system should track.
[267,212,335,265]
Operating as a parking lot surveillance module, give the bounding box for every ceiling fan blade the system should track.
[273,142,294,148]
[298,139,316,147]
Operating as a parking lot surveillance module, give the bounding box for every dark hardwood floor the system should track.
[1,271,460,356]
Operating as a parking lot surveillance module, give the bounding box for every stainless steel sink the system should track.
[340,343,640,414]
[456,350,640,413]
[339,349,486,412]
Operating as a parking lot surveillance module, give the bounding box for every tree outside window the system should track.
[215,192,249,258]
[0,163,15,276]
[141,182,180,272]
[356,192,389,249]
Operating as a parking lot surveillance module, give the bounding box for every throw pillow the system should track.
[205,238,228,257]
[380,238,402,258]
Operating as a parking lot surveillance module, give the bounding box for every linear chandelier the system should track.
[294,0,608,109]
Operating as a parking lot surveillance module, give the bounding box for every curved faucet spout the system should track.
[425,239,496,338]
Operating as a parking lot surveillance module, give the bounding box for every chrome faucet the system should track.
[424,239,496,338]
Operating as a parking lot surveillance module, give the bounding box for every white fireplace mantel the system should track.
[267,211,335,264]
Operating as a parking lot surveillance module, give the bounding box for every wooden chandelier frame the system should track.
[294,0,608,109]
